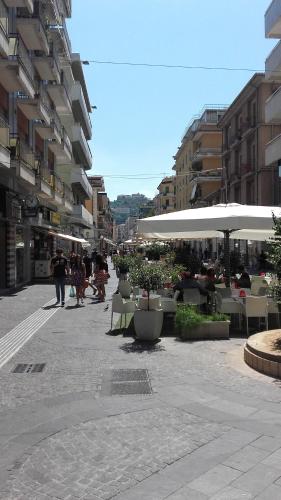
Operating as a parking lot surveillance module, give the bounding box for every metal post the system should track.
[224,230,231,287]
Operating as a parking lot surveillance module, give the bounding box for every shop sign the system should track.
[50,212,61,225]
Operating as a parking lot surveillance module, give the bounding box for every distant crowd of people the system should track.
[50,248,110,306]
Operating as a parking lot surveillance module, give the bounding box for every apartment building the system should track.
[264,0,281,204]
[173,107,226,211]
[0,0,93,289]
[219,73,281,205]
[154,176,175,215]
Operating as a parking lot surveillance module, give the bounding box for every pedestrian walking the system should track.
[72,254,86,306]
[93,254,110,302]
[50,248,69,306]
[82,249,97,296]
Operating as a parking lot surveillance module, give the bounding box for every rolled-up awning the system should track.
[48,231,88,243]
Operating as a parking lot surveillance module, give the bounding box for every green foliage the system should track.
[165,264,185,285]
[145,243,170,261]
[165,251,176,266]
[130,263,167,310]
[114,255,142,274]
[175,305,229,329]
[267,215,281,303]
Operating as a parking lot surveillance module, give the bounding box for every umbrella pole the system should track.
[224,230,231,287]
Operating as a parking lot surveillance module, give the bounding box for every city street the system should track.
[1,265,281,499]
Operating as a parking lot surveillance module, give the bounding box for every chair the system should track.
[110,293,136,331]
[160,297,177,313]
[183,288,207,306]
[241,296,268,337]
[215,286,231,298]
[216,293,243,327]
[268,299,280,328]
[215,283,226,289]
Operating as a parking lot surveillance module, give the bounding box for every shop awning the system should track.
[48,231,88,243]
[100,236,116,246]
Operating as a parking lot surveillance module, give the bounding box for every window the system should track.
[234,186,240,203]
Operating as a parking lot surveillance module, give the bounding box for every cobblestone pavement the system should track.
[1,265,281,498]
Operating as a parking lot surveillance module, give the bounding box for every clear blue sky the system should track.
[68,0,275,201]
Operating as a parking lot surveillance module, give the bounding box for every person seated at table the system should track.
[204,268,216,292]
[236,265,251,289]
[174,271,209,302]
[197,266,208,283]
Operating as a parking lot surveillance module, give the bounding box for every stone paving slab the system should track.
[2,265,281,498]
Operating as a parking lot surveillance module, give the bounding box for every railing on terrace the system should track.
[50,172,64,195]
[10,133,36,170]
[0,0,8,35]
[36,159,52,186]
[9,35,34,82]
[62,127,71,154]
[64,184,74,203]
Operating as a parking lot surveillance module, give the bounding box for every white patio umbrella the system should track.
[137,203,281,284]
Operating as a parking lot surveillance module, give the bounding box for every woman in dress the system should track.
[72,254,86,306]
[94,256,109,302]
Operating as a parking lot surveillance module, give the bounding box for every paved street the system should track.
[2,265,281,498]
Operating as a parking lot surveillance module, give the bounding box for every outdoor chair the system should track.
[216,293,243,328]
[241,296,268,337]
[267,299,280,328]
[215,286,231,298]
[110,293,136,331]
[183,289,207,306]
[215,283,226,289]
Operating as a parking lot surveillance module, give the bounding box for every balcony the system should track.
[48,127,72,164]
[265,133,281,165]
[71,166,92,199]
[191,147,222,163]
[3,0,33,13]
[265,0,281,38]
[0,117,10,168]
[0,0,9,56]
[191,168,222,184]
[16,17,49,54]
[17,92,51,124]
[72,204,93,228]
[47,81,72,114]
[71,82,92,140]
[60,0,71,18]
[10,135,36,185]
[71,124,92,169]
[50,173,64,205]
[36,162,53,199]
[49,21,71,60]
[265,40,281,80]
[265,85,281,123]
[0,36,35,97]
[62,184,73,214]
[33,47,60,83]
[35,110,62,142]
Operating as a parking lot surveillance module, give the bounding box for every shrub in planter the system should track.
[130,263,166,310]
[176,305,230,340]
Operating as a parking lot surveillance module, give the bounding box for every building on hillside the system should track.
[264,1,281,204]
[219,73,281,205]
[173,107,227,211]
[138,200,155,219]
[0,0,93,289]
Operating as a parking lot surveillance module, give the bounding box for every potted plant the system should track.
[130,263,166,341]
[176,305,230,340]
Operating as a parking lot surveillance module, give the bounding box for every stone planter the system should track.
[179,321,230,341]
[134,309,164,341]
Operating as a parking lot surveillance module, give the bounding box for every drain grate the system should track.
[12,363,46,374]
[102,368,152,395]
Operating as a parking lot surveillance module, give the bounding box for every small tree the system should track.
[130,263,166,310]
[267,215,281,304]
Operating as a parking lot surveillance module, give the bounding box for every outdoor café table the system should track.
[136,294,161,311]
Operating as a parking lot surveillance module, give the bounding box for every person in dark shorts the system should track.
[82,249,96,296]
[50,248,69,306]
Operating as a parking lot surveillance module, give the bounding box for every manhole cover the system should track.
[112,369,149,381]
[111,381,152,395]
[12,363,46,374]
[102,369,152,395]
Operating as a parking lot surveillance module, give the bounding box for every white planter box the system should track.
[134,309,163,341]
[179,321,230,341]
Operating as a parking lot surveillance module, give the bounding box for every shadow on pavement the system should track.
[65,304,85,309]
[120,339,165,354]
[42,304,60,310]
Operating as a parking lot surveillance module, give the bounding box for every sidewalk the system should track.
[1,264,281,498]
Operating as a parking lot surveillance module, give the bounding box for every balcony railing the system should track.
[0,114,9,147]
[64,183,74,203]
[10,133,36,171]
[50,172,64,195]
[0,0,8,35]
[9,35,34,82]
[36,160,52,186]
